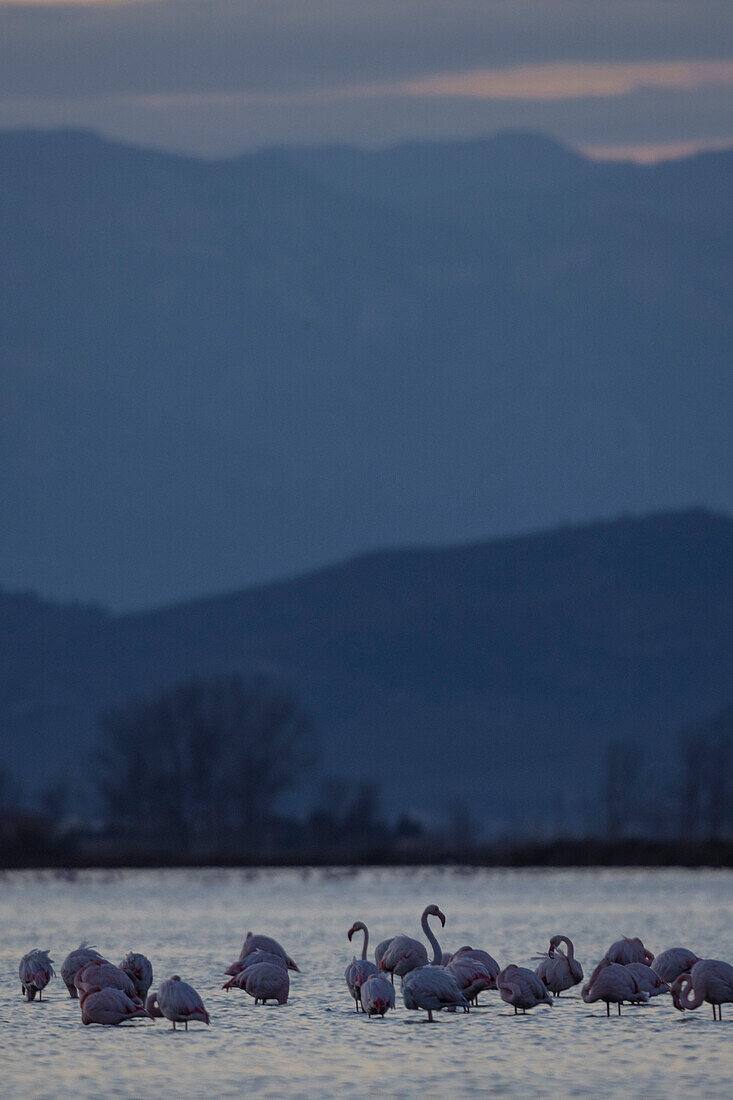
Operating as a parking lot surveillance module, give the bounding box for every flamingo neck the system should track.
[421,909,442,966]
[559,936,575,961]
[359,925,369,960]
[678,976,704,1011]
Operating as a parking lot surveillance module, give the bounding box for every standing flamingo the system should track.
[378,923,428,983]
[224,952,287,987]
[603,937,654,966]
[446,954,496,1005]
[451,947,500,987]
[671,960,733,1019]
[581,959,649,1015]
[236,932,299,972]
[625,961,669,997]
[496,965,553,1014]
[651,947,700,983]
[80,988,151,1026]
[401,905,468,1021]
[345,922,378,1012]
[60,944,106,998]
[119,952,154,1001]
[374,938,395,976]
[242,960,290,1005]
[360,974,396,1017]
[157,976,210,1029]
[535,935,583,996]
[74,961,141,1003]
[19,950,55,1002]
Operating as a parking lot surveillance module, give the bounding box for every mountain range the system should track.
[2,509,732,829]
[1,129,732,608]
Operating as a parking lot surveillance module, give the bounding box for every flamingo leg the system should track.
[606,1002,610,1017]
[185,1021,188,1030]
[172,1021,176,1030]
[719,1005,723,1020]
[617,1003,622,1016]
[427,1010,434,1022]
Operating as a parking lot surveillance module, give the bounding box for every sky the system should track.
[0,0,731,159]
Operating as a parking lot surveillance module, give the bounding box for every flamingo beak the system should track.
[438,911,446,926]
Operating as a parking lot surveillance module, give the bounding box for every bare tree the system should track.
[95,676,316,852]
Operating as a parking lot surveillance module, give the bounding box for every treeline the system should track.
[2,675,733,866]
[602,705,733,841]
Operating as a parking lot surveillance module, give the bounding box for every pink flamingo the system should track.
[625,961,669,996]
[378,920,429,983]
[157,975,210,1029]
[446,954,495,1006]
[60,943,106,998]
[80,988,151,1026]
[581,959,649,1015]
[374,938,395,975]
[345,922,378,1012]
[496,965,553,1014]
[223,952,287,987]
[671,959,733,1020]
[651,947,700,983]
[402,905,469,1021]
[603,937,654,966]
[74,961,141,1003]
[451,947,501,986]
[360,974,395,1017]
[242,961,290,1005]
[235,932,299,972]
[19,949,55,1002]
[535,935,583,996]
[119,952,153,1000]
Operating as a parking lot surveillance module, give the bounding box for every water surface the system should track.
[2,867,731,1097]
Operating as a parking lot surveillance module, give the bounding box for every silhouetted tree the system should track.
[679,707,733,839]
[95,676,316,852]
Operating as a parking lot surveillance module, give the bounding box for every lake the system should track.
[1,867,731,1097]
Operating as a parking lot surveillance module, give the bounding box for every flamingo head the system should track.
[670,973,691,1011]
[425,904,446,926]
[286,956,300,972]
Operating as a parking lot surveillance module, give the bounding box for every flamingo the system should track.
[146,990,164,1017]
[345,922,378,1012]
[119,953,154,1001]
[80,988,151,1026]
[651,947,700,984]
[360,974,395,1017]
[19,949,55,1002]
[496,965,553,1014]
[377,923,429,983]
[450,946,500,990]
[236,932,299,972]
[671,959,733,1019]
[157,975,210,1029]
[581,959,649,1015]
[374,938,395,976]
[401,905,468,1021]
[74,961,141,1003]
[535,935,583,996]
[603,937,654,966]
[60,944,106,998]
[625,961,669,997]
[241,961,290,1005]
[445,955,494,1005]
[223,952,287,987]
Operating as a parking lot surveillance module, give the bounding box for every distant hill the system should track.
[1,129,732,608]
[2,509,732,828]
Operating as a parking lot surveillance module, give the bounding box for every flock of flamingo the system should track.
[17,902,733,1027]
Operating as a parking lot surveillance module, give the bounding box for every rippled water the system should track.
[1,867,732,1097]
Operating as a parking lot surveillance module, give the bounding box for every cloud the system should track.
[0,1,731,154]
